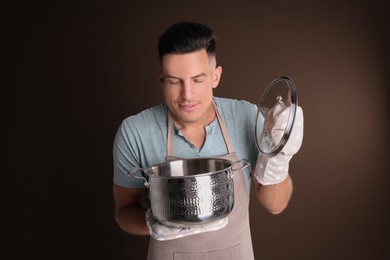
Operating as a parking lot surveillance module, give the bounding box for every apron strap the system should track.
[166,99,234,158]
[213,100,235,154]
[167,111,175,158]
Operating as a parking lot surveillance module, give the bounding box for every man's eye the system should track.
[167,79,180,85]
[193,78,205,83]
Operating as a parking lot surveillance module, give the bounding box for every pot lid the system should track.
[255,76,298,156]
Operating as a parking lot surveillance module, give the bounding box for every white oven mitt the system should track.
[254,104,304,185]
[145,209,228,241]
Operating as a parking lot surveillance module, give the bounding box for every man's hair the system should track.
[157,21,217,63]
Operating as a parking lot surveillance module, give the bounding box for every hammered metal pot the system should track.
[129,158,250,228]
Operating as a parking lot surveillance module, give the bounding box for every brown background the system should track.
[4,0,389,259]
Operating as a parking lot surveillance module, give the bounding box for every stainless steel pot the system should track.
[129,158,250,228]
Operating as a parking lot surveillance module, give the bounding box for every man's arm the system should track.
[253,174,293,214]
[113,184,149,235]
[253,105,303,214]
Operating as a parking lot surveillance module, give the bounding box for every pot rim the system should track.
[128,158,251,187]
[144,158,235,179]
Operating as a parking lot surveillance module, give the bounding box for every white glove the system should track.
[145,209,228,241]
[254,104,304,185]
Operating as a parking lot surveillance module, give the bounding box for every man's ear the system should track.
[212,66,223,88]
[157,69,164,86]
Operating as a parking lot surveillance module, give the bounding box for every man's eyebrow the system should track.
[191,73,208,79]
[164,75,181,80]
[164,73,208,80]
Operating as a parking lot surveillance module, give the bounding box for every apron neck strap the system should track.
[166,99,234,158]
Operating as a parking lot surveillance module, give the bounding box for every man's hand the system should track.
[254,105,304,185]
[145,209,228,241]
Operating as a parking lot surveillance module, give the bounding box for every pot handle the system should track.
[232,159,251,172]
[127,167,150,188]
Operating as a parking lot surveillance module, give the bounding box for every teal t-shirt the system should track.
[113,97,261,191]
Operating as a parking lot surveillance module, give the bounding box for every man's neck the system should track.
[172,104,216,149]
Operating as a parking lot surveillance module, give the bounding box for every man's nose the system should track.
[181,81,193,100]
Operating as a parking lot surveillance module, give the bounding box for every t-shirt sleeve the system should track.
[112,119,146,189]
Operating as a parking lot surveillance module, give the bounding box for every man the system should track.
[113,21,303,259]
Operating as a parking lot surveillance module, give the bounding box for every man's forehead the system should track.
[160,50,216,68]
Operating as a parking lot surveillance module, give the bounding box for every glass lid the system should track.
[255,76,298,156]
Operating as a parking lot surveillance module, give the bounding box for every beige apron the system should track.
[147,104,254,260]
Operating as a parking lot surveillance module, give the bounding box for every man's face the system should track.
[159,49,222,126]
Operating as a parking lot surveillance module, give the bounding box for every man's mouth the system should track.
[179,102,198,112]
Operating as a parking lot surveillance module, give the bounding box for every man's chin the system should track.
[174,113,200,125]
